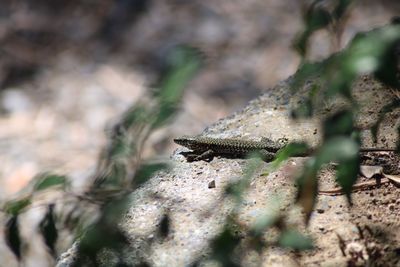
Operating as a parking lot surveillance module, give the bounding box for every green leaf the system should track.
[77,222,129,265]
[316,137,359,165]
[39,204,58,257]
[211,227,241,267]
[272,142,310,168]
[152,46,201,129]
[294,4,331,57]
[132,162,169,188]
[225,158,263,204]
[34,173,68,191]
[332,0,353,21]
[336,156,359,202]
[4,197,31,216]
[291,62,323,91]
[251,213,280,236]
[371,99,400,142]
[278,229,314,250]
[291,99,313,119]
[5,216,22,260]
[323,110,354,139]
[295,159,319,224]
[343,24,400,88]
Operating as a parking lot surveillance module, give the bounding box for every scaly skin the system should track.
[174,135,289,161]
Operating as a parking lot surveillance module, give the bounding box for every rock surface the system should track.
[58,74,400,267]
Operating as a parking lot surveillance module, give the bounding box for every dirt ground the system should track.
[1,1,400,266]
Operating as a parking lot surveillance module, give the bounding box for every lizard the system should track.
[174,135,397,162]
[174,135,399,195]
[173,135,290,162]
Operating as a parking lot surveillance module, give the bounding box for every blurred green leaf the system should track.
[4,197,31,216]
[251,213,280,236]
[317,137,359,164]
[278,229,314,250]
[332,0,353,21]
[291,99,313,119]
[272,142,310,168]
[109,135,131,159]
[345,25,400,88]
[225,158,263,204]
[323,110,354,139]
[294,24,400,113]
[295,159,319,224]
[118,104,149,132]
[34,173,68,191]
[39,204,58,257]
[77,223,129,265]
[211,227,241,267]
[294,4,331,57]
[152,47,201,129]
[132,162,169,188]
[291,62,323,91]
[397,126,400,152]
[100,161,128,188]
[5,215,22,261]
[336,156,359,202]
[371,99,400,142]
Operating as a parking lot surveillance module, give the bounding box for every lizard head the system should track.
[173,135,197,147]
[277,137,289,147]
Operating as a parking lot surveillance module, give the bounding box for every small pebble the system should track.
[317,208,325,214]
[208,180,216,189]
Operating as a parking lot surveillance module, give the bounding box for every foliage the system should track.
[194,3,400,266]
[292,7,400,222]
[0,46,201,265]
[1,2,399,266]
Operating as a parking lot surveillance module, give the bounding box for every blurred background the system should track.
[0,1,400,265]
[0,0,399,223]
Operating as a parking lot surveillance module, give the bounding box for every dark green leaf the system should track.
[34,173,68,191]
[305,6,332,32]
[294,4,331,57]
[211,227,241,267]
[291,99,313,119]
[132,162,169,188]
[295,160,319,224]
[323,110,354,139]
[332,0,353,21]
[109,135,131,159]
[291,62,323,91]
[397,126,400,153]
[371,99,400,142]
[374,41,400,89]
[336,156,359,203]
[5,216,22,260]
[77,222,129,265]
[225,158,263,203]
[316,137,359,165]
[118,104,149,132]
[4,197,31,216]
[273,142,310,167]
[152,47,201,129]
[39,204,58,257]
[278,229,314,250]
[251,213,281,236]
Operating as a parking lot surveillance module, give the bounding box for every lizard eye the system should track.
[278,138,289,146]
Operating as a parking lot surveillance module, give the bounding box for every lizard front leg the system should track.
[258,150,277,162]
[180,150,215,162]
[194,149,215,162]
